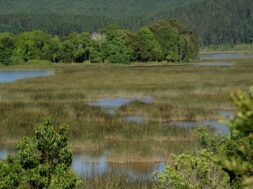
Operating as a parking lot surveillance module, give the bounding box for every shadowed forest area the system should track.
[0,0,252,45]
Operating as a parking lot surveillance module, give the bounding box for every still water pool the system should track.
[199,53,253,61]
[87,96,152,116]
[0,70,53,83]
[0,149,166,180]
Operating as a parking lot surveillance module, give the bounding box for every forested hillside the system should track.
[155,0,253,45]
[0,0,252,45]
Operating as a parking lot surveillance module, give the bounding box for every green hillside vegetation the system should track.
[155,0,253,45]
[0,20,198,64]
[0,0,252,45]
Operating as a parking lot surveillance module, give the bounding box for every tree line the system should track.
[0,20,199,65]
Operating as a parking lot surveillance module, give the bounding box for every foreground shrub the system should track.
[0,119,80,189]
[155,87,253,189]
[154,151,230,189]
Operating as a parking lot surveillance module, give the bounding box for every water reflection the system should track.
[199,53,253,61]
[193,62,234,67]
[123,115,144,123]
[167,120,230,135]
[0,149,165,180]
[166,110,233,135]
[87,96,152,116]
[73,153,165,180]
[0,70,54,83]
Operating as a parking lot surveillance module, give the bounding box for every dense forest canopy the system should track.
[0,20,199,64]
[0,0,252,45]
[0,0,197,16]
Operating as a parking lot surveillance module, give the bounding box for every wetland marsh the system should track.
[0,52,253,188]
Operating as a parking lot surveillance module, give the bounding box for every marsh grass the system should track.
[81,173,153,189]
[0,58,253,158]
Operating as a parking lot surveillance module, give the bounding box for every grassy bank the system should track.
[200,43,253,52]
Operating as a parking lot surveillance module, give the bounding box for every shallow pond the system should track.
[87,96,152,116]
[199,53,253,61]
[73,153,165,180]
[192,62,234,67]
[0,149,165,180]
[166,110,233,135]
[87,96,233,134]
[0,148,13,159]
[123,115,144,123]
[0,70,53,83]
[167,120,230,135]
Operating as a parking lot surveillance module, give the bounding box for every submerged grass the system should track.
[81,173,153,189]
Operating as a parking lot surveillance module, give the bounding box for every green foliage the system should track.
[137,27,163,61]
[156,87,253,189]
[89,41,103,63]
[61,32,91,63]
[104,26,133,63]
[124,30,144,62]
[13,30,58,62]
[0,20,197,64]
[0,119,80,189]
[157,0,253,45]
[89,33,106,63]
[149,20,198,62]
[198,88,253,188]
[0,32,15,65]
[223,89,253,188]
[230,88,253,136]
[154,151,230,189]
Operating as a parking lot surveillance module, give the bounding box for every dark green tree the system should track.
[137,27,163,62]
[0,32,15,65]
[222,88,253,188]
[89,41,103,63]
[0,119,80,189]
[149,20,198,62]
[60,32,91,63]
[49,36,62,63]
[104,26,132,64]
[13,30,56,62]
[124,30,145,62]
[88,33,106,63]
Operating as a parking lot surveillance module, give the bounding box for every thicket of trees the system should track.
[0,20,198,64]
[155,88,253,189]
[0,0,252,45]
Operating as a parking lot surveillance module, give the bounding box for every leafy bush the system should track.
[0,119,80,189]
[154,151,230,189]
